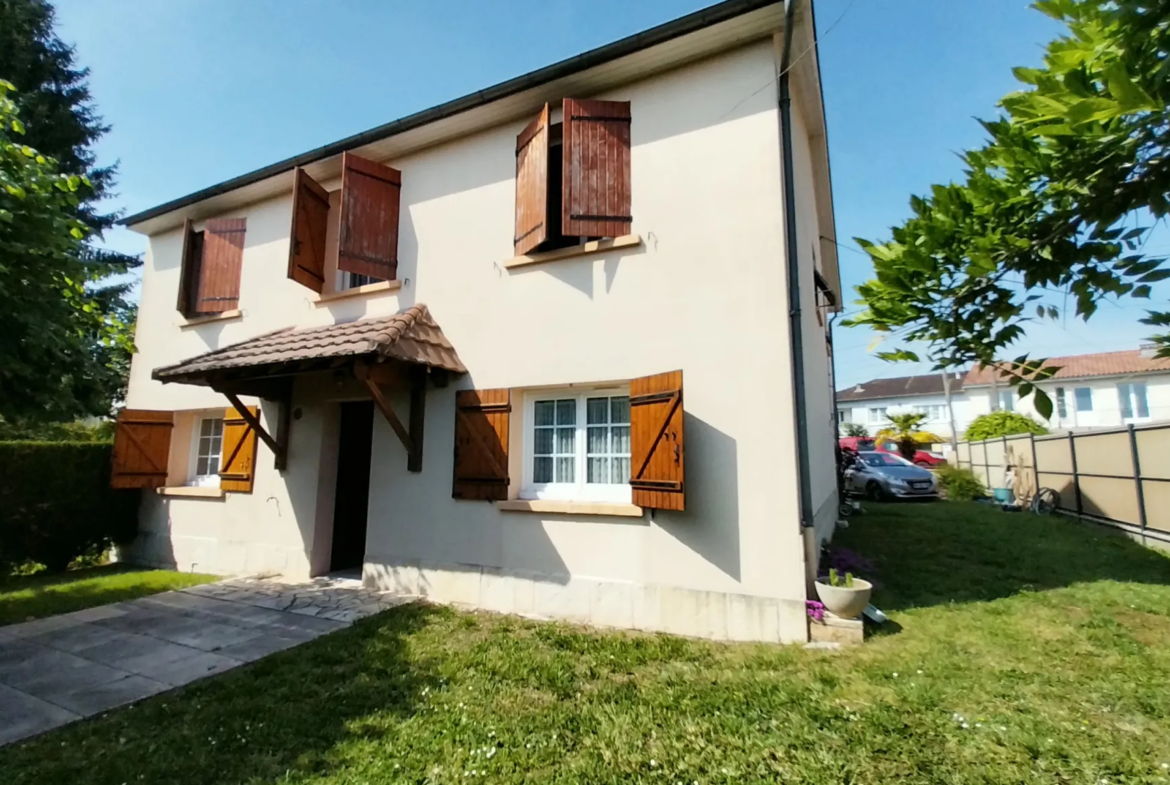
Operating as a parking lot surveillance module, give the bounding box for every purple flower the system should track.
[806,600,825,622]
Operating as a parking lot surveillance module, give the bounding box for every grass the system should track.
[3,503,1170,784]
[0,564,216,627]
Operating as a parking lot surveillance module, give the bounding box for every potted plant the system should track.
[814,568,872,619]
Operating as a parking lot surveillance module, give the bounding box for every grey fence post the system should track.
[1128,424,1148,533]
[1069,431,1083,515]
[1030,432,1038,500]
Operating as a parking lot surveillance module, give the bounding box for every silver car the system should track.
[844,451,938,501]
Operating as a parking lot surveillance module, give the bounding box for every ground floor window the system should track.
[1074,386,1093,412]
[190,415,224,487]
[523,389,631,502]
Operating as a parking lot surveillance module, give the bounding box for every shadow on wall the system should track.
[832,502,1170,612]
[655,413,741,583]
[504,244,647,301]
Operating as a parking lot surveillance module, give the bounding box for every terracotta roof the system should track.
[153,304,466,383]
[836,373,965,403]
[963,348,1170,386]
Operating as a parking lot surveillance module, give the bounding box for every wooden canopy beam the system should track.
[223,391,287,469]
[355,359,425,472]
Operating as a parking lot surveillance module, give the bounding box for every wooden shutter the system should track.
[338,152,401,281]
[630,370,685,510]
[514,104,550,256]
[287,167,330,293]
[111,409,174,489]
[196,218,246,313]
[562,98,632,238]
[219,406,259,494]
[176,219,203,316]
[453,389,511,500]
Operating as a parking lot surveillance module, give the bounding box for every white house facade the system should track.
[110,0,842,645]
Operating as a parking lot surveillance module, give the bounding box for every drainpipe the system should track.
[779,0,813,531]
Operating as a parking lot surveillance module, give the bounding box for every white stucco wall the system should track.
[967,373,1170,431]
[123,40,828,643]
[837,389,973,438]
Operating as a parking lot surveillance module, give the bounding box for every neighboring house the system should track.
[963,347,1170,430]
[836,346,1170,438]
[109,0,842,644]
[836,373,969,437]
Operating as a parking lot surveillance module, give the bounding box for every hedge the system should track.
[0,442,140,573]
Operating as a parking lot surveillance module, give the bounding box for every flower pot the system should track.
[813,578,873,620]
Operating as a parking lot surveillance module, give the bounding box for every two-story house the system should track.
[110,0,841,644]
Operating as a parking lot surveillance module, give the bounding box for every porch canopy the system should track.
[152,304,466,472]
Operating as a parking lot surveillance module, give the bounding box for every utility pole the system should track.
[942,370,959,450]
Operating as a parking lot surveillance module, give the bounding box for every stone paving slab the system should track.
[0,573,417,748]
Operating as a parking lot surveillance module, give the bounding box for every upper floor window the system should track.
[513,99,632,257]
[1118,382,1149,420]
[177,218,247,318]
[867,407,888,424]
[1074,386,1093,412]
[913,404,945,421]
[287,152,401,295]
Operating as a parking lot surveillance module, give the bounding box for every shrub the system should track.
[964,411,1047,441]
[0,442,139,573]
[935,465,987,501]
[0,420,114,442]
[842,423,869,438]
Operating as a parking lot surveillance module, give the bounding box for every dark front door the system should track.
[330,401,374,573]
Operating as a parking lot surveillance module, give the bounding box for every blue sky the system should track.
[51,0,1169,387]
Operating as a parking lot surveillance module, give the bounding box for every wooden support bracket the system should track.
[355,359,425,472]
[224,391,287,468]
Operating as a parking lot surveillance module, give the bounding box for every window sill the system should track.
[156,486,225,499]
[495,499,644,518]
[178,309,242,329]
[311,279,403,304]
[503,234,642,271]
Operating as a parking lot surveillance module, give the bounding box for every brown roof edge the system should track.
[152,303,466,386]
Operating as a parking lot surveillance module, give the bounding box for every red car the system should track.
[838,436,946,468]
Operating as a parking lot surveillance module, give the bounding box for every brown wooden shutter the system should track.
[338,152,401,281]
[287,167,330,293]
[176,219,203,316]
[453,389,510,500]
[196,218,246,313]
[111,409,174,489]
[562,98,632,238]
[514,104,550,256]
[630,370,685,510]
[219,406,259,494]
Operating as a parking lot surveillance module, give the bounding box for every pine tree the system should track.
[0,0,137,421]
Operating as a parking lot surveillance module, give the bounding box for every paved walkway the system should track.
[0,575,412,747]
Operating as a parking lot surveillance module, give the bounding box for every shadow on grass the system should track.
[834,501,1170,611]
[0,564,212,626]
[1,602,445,784]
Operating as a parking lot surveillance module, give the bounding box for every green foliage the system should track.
[842,422,869,437]
[827,568,855,588]
[0,0,138,421]
[0,441,139,573]
[847,0,1170,419]
[875,412,943,459]
[965,411,1049,441]
[0,419,112,442]
[935,465,988,501]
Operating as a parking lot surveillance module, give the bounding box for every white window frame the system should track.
[1117,382,1150,422]
[521,387,632,503]
[335,269,380,291]
[1074,386,1093,412]
[188,413,224,488]
[867,407,888,425]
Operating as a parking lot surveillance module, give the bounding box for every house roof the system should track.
[963,349,1170,387]
[836,373,965,403]
[119,0,784,233]
[152,304,466,385]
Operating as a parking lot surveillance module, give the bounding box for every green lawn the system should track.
[0,564,216,627]
[3,503,1170,784]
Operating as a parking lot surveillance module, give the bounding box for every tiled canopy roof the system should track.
[153,304,466,384]
[836,373,964,403]
[963,349,1170,386]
